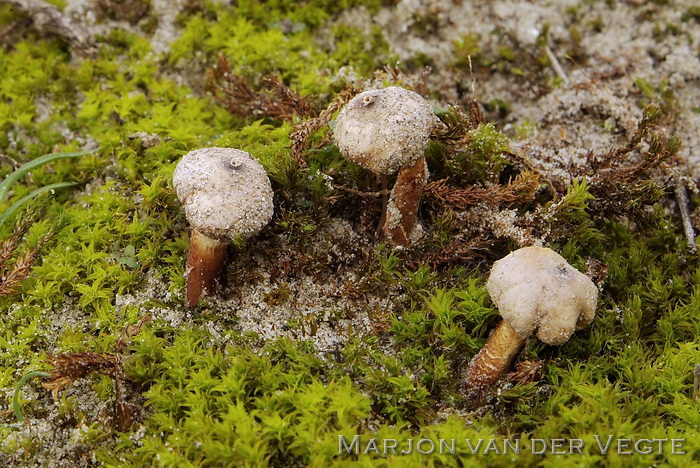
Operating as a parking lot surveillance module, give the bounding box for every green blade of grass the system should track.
[0,148,97,202]
[0,182,77,229]
[12,371,51,425]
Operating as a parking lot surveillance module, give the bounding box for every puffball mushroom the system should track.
[173,147,274,308]
[332,86,439,246]
[464,246,598,393]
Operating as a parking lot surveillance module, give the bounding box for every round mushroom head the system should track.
[332,86,439,175]
[173,148,274,242]
[486,246,598,346]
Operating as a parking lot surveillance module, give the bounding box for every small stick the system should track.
[334,185,391,198]
[544,45,569,84]
[0,153,20,168]
[674,177,697,254]
[468,55,477,96]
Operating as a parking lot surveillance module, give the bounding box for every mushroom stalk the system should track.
[383,156,428,246]
[185,229,229,308]
[464,320,526,391]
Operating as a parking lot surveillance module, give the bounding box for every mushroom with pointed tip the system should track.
[464,246,598,395]
[173,147,274,308]
[332,86,439,246]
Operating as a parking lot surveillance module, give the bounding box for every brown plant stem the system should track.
[376,174,388,238]
[186,229,228,308]
[382,157,428,246]
[464,320,526,392]
[674,177,697,254]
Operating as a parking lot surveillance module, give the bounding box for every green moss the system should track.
[464,123,512,182]
[683,6,700,22]
[452,33,482,67]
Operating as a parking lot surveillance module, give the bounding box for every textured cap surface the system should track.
[486,246,598,345]
[173,148,274,241]
[332,86,438,175]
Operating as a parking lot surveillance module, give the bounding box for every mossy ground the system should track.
[0,1,698,467]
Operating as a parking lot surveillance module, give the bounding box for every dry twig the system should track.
[420,235,492,267]
[674,177,697,253]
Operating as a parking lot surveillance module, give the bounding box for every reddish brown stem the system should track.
[376,174,388,238]
[464,320,526,393]
[382,156,428,246]
[185,230,228,308]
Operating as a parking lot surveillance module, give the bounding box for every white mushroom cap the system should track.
[486,246,598,346]
[332,86,438,175]
[173,148,274,241]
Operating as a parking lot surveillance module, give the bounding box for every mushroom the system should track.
[173,147,274,308]
[464,246,598,393]
[332,86,439,246]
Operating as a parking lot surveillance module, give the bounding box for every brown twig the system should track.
[334,184,391,198]
[674,177,697,253]
[0,246,43,296]
[0,215,33,270]
[0,153,21,169]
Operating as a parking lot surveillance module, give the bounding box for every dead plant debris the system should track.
[206,56,317,123]
[41,316,150,432]
[0,210,52,297]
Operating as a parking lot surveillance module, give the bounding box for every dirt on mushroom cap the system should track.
[172,147,274,241]
[487,246,598,346]
[332,86,438,175]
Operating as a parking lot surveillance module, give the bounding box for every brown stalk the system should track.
[0,227,51,297]
[185,229,228,308]
[383,157,428,247]
[463,320,526,394]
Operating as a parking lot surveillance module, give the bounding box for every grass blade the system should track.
[0,182,77,229]
[0,148,97,202]
[12,371,50,425]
